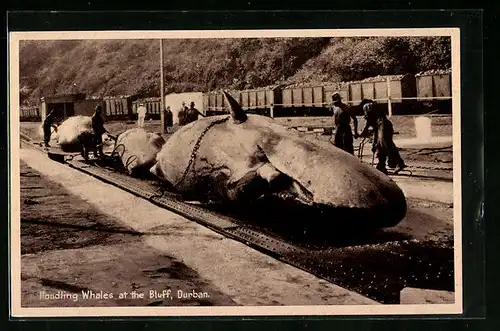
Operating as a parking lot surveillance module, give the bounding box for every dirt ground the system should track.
[20,161,237,307]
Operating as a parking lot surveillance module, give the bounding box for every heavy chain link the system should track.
[174,116,230,188]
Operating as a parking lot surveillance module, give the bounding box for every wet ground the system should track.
[20,161,237,307]
[204,196,454,304]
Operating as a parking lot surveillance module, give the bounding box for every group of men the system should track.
[178,101,202,126]
[330,92,406,175]
[135,101,201,129]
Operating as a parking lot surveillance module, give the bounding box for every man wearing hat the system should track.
[91,104,107,158]
[137,102,147,128]
[359,99,406,174]
[331,92,359,155]
[164,106,174,133]
[43,109,57,147]
[185,101,202,125]
[178,101,189,126]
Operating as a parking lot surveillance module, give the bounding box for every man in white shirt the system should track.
[137,102,147,128]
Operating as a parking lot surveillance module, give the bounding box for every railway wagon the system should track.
[20,106,41,122]
[415,70,452,114]
[415,70,452,99]
[348,74,416,105]
[131,97,162,120]
[279,83,350,116]
[347,74,418,115]
[103,95,136,120]
[203,86,281,117]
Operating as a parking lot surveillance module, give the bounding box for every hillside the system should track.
[19,36,451,104]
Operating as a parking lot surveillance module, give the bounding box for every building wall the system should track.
[74,100,105,119]
[40,94,87,122]
[165,92,204,125]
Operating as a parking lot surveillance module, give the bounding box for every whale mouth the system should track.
[275,191,314,205]
[262,170,316,206]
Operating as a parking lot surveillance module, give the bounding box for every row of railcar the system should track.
[103,96,164,121]
[20,106,41,122]
[203,71,452,116]
[20,95,163,122]
[20,71,451,122]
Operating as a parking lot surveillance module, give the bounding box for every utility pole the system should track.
[386,76,393,118]
[160,39,165,134]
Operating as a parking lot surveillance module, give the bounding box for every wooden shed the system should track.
[40,93,92,122]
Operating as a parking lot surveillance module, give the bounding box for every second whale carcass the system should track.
[150,91,407,230]
[112,128,166,176]
[53,115,93,152]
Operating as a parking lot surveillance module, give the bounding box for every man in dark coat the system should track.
[91,105,107,158]
[359,99,406,175]
[178,102,188,126]
[43,109,57,147]
[331,93,359,155]
[164,106,174,133]
[185,102,201,125]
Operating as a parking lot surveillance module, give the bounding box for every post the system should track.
[270,104,274,118]
[160,39,166,134]
[386,76,393,118]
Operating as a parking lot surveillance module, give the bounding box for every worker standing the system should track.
[43,109,57,148]
[331,92,359,155]
[359,99,406,175]
[185,102,201,125]
[178,102,188,126]
[91,105,107,158]
[137,102,147,128]
[164,106,174,133]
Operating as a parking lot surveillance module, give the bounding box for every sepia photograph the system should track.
[9,28,461,317]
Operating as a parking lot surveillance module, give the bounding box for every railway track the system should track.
[19,136,455,304]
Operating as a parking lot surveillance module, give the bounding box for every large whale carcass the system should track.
[112,128,166,176]
[150,91,407,230]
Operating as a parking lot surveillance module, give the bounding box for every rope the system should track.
[125,155,138,170]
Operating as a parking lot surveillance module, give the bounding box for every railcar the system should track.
[103,95,136,120]
[20,106,41,122]
[131,97,162,120]
[201,71,452,117]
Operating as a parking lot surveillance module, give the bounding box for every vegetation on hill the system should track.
[19,36,450,104]
[289,37,451,84]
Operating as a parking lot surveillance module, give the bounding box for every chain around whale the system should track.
[174,116,230,188]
